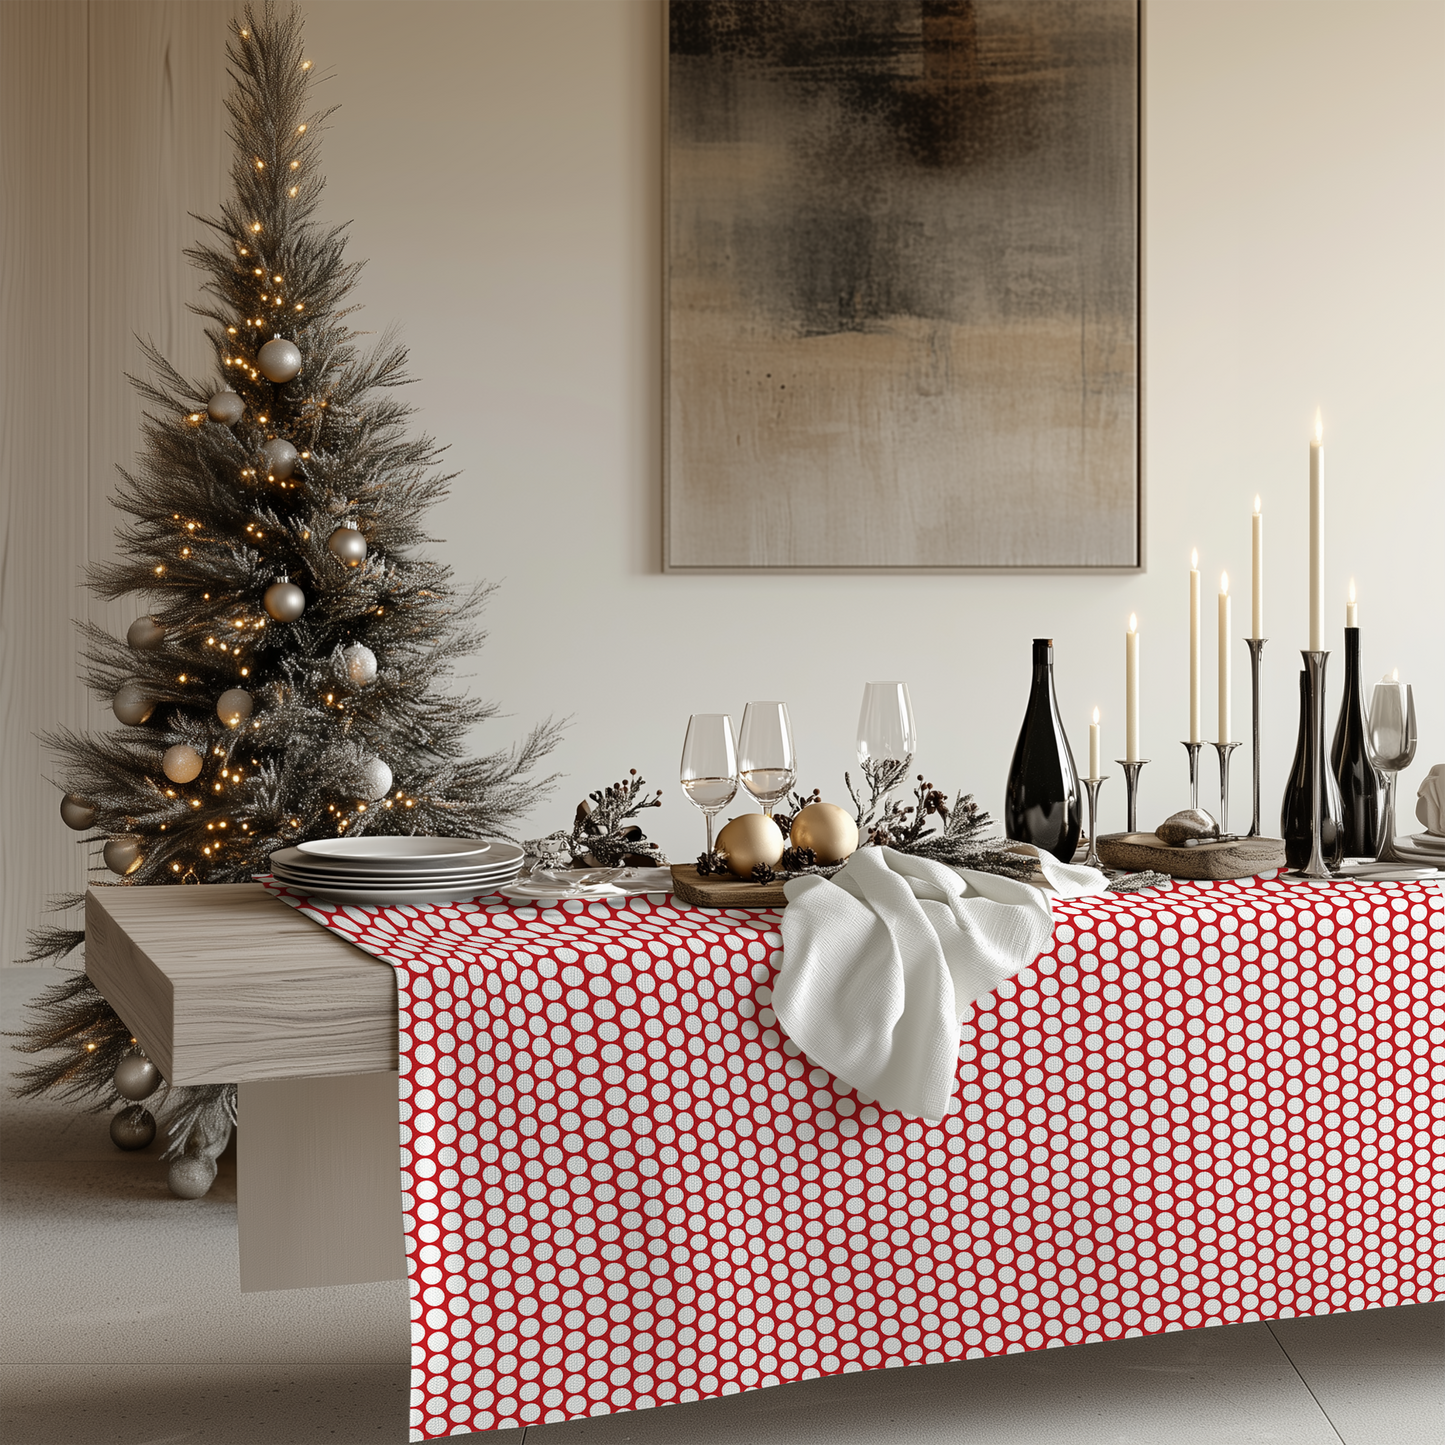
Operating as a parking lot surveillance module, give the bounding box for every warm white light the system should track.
[1314,409,1323,444]
[1348,578,1356,604]
[1128,613,1138,634]
[1190,548,1198,569]
[1092,706,1100,725]
[1253,494,1261,515]
[1220,572,1229,594]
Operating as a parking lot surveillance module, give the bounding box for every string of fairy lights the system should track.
[58,31,411,881]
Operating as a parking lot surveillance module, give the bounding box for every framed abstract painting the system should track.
[664,0,1141,572]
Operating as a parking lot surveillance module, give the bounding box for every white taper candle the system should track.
[1309,413,1324,651]
[1218,574,1231,743]
[1251,496,1263,639]
[1189,550,1201,743]
[1126,615,1140,762]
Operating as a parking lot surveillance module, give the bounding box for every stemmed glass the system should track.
[1365,675,1417,864]
[680,714,738,853]
[857,682,916,766]
[737,702,796,817]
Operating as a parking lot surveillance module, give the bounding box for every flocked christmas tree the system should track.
[12,2,557,1196]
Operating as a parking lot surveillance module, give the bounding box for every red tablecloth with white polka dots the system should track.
[261,874,1444,1441]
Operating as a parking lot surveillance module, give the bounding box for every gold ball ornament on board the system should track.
[716,812,785,879]
[126,615,167,650]
[257,336,302,384]
[326,523,368,567]
[112,681,155,727]
[263,579,306,622]
[162,744,203,784]
[104,836,144,876]
[790,802,859,865]
[207,389,245,425]
[60,792,97,830]
[261,437,298,479]
[216,689,253,729]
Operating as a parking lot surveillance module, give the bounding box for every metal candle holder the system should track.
[1212,740,1242,836]
[1245,638,1266,836]
[1181,741,1203,811]
[1081,776,1109,868]
[1116,759,1149,835]
[1291,649,1334,880]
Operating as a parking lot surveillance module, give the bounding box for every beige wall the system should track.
[4,0,1442,961]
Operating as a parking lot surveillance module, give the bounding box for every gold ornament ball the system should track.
[60,792,97,830]
[263,580,306,622]
[104,835,144,876]
[261,437,298,480]
[790,802,859,865]
[162,743,203,784]
[109,1105,156,1151]
[717,812,785,879]
[126,615,167,650]
[326,524,368,567]
[112,681,155,727]
[257,336,302,384]
[216,688,253,729]
[207,389,244,425]
[114,1054,162,1101]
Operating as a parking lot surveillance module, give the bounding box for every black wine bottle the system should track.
[1005,639,1081,863]
[1330,626,1379,857]
[1282,668,1344,870]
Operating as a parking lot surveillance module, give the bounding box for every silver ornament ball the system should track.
[109,1105,156,1151]
[104,835,144,876]
[359,756,393,802]
[162,743,203,784]
[263,580,306,622]
[168,1152,219,1199]
[342,643,378,686]
[257,336,302,384]
[207,389,245,425]
[326,524,368,567]
[60,792,97,830]
[126,615,167,650]
[114,1054,162,1101]
[216,688,253,729]
[112,681,155,727]
[261,437,298,480]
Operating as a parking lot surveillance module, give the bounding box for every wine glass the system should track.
[680,714,738,853]
[1365,675,1416,863]
[737,702,796,816]
[857,682,916,764]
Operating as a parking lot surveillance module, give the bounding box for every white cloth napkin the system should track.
[774,846,1109,1125]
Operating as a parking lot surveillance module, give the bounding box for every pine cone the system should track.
[695,849,729,876]
[751,863,778,884]
[780,846,816,872]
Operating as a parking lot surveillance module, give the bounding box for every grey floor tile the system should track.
[0,1362,416,1445]
[513,1320,1343,1445]
[1269,1303,1445,1445]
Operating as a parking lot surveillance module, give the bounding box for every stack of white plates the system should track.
[269,837,525,904]
[1408,832,1445,857]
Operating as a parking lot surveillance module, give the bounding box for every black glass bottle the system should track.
[1005,639,1081,863]
[1330,627,1379,858]
[1282,668,1344,870]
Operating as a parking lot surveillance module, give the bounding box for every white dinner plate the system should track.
[297,836,501,864]
[1408,833,1445,852]
[269,875,522,905]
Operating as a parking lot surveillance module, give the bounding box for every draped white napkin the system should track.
[774,846,1109,1125]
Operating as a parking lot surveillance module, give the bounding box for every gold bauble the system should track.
[716,812,785,878]
[790,801,859,865]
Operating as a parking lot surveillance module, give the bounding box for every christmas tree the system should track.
[12,1,558,1195]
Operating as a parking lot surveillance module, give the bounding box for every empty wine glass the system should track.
[857,682,916,765]
[680,714,738,852]
[1365,674,1417,863]
[738,702,796,816]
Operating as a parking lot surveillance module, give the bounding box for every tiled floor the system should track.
[2,967,1440,1445]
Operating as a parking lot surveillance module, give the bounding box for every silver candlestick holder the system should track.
[1290,649,1334,881]
[1116,759,1149,835]
[1181,741,1203,811]
[1081,775,1109,868]
[1212,740,1242,836]
[1245,637,1266,836]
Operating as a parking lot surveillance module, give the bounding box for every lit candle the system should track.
[1189,550,1201,743]
[1251,496,1263,639]
[1309,411,1324,651]
[1218,573,1231,743]
[1089,707,1101,778]
[1126,614,1140,762]
[1346,578,1357,628]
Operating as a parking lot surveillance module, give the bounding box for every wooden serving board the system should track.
[669,865,788,908]
[1097,833,1286,880]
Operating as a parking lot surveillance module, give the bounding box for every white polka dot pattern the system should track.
[261,875,1445,1441]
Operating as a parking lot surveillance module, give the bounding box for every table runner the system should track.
[261,874,1443,1440]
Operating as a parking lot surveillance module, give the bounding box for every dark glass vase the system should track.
[1005,639,1081,863]
[1330,627,1380,858]
[1282,668,1344,870]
